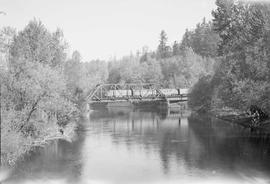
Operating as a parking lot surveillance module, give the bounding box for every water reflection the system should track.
[3,116,88,184]
[4,104,270,184]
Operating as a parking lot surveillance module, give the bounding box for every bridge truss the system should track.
[87,83,187,104]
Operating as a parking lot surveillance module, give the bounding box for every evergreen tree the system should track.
[172,41,180,56]
[179,19,219,57]
[209,0,270,111]
[157,30,171,58]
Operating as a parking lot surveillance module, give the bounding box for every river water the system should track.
[3,105,270,184]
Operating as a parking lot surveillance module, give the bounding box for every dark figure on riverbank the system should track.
[59,128,64,135]
[247,105,269,126]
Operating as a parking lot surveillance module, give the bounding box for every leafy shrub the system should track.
[188,75,214,112]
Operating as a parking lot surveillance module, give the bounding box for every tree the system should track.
[64,50,83,99]
[212,0,238,56]
[141,58,163,84]
[119,56,144,83]
[1,19,79,165]
[107,53,163,84]
[71,50,81,63]
[160,47,216,88]
[0,19,79,166]
[208,0,270,112]
[80,59,108,93]
[172,41,180,56]
[0,27,16,70]
[157,30,171,58]
[9,19,67,69]
[179,19,219,57]
[108,60,121,83]
[140,46,149,63]
[188,75,214,112]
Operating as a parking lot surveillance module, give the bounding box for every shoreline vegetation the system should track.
[199,107,270,133]
[1,119,78,166]
[0,19,90,167]
[188,0,270,131]
[1,0,270,167]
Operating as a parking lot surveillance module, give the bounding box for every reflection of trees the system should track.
[90,108,270,177]
[187,114,270,174]
[9,116,88,183]
[90,107,193,174]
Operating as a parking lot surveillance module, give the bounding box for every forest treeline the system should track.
[66,20,218,91]
[106,20,218,88]
[65,0,270,114]
[1,0,270,165]
[189,0,270,114]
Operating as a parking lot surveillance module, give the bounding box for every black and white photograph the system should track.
[1,0,270,183]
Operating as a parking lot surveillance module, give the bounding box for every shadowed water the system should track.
[3,105,270,184]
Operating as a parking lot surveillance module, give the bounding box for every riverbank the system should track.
[205,107,270,133]
[1,119,78,166]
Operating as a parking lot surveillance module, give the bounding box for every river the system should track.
[3,104,270,184]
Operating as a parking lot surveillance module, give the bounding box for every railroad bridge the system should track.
[86,83,189,107]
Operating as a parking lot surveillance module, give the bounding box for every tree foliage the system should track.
[190,0,270,114]
[212,0,270,111]
[108,55,162,84]
[9,20,66,68]
[0,20,77,165]
[179,18,220,57]
[157,30,171,59]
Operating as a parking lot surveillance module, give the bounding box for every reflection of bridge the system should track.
[87,83,189,107]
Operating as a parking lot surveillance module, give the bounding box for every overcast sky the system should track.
[0,0,217,61]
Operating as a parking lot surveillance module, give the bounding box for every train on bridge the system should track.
[87,83,189,107]
[106,88,188,98]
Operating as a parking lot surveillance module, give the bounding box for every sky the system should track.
[0,0,217,61]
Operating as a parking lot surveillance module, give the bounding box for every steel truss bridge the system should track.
[86,83,188,106]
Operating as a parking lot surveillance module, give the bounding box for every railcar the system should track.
[107,90,132,98]
[106,88,189,98]
[160,89,179,96]
[179,88,189,95]
[132,89,157,97]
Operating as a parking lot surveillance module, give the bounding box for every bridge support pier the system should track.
[166,98,181,108]
[107,101,133,107]
[166,99,170,107]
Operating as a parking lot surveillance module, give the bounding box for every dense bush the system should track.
[188,75,214,112]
